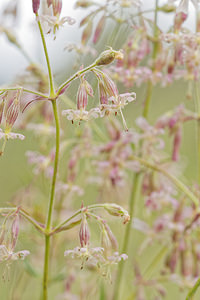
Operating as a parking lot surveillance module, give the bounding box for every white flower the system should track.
[0,245,30,262]
[0,128,25,140]
[62,108,101,122]
[100,92,136,116]
[38,15,75,34]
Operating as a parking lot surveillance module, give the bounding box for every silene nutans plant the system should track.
[1,0,200,299]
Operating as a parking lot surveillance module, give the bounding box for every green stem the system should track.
[56,63,96,96]
[42,101,60,299]
[0,87,48,99]
[112,173,141,300]
[52,204,111,234]
[186,278,200,300]
[36,14,55,96]
[19,209,45,234]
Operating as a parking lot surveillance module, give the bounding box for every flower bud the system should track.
[75,1,94,8]
[77,82,88,110]
[93,69,118,98]
[95,48,123,66]
[104,204,130,224]
[79,214,90,247]
[47,0,53,7]
[99,81,109,105]
[53,0,62,17]
[158,4,176,13]
[32,0,40,14]
[174,12,187,32]
[5,91,21,132]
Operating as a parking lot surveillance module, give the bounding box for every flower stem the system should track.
[185,278,200,300]
[42,100,60,300]
[0,87,48,99]
[36,14,55,96]
[112,173,141,300]
[56,63,97,96]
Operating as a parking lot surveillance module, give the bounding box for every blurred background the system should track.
[0,0,199,299]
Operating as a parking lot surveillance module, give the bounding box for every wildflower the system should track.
[38,15,75,35]
[0,211,30,264]
[100,92,136,116]
[0,246,30,262]
[0,129,25,141]
[62,108,101,123]
[64,246,127,268]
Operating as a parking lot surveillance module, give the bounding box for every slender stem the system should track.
[130,155,199,206]
[112,173,141,300]
[56,63,96,96]
[0,87,48,99]
[42,101,60,299]
[52,204,111,234]
[36,14,55,96]
[186,278,200,300]
[19,209,45,234]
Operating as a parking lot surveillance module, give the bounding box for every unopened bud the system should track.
[174,12,187,32]
[95,48,123,66]
[77,81,88,110]
[32,0,40,14]
[47,0,53,7]
[158,4,176,13]
[79,214,90,247]
[104,204,130,224]
[5,91,21,132]
[53,0,62,17]
[75,1,94,8]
